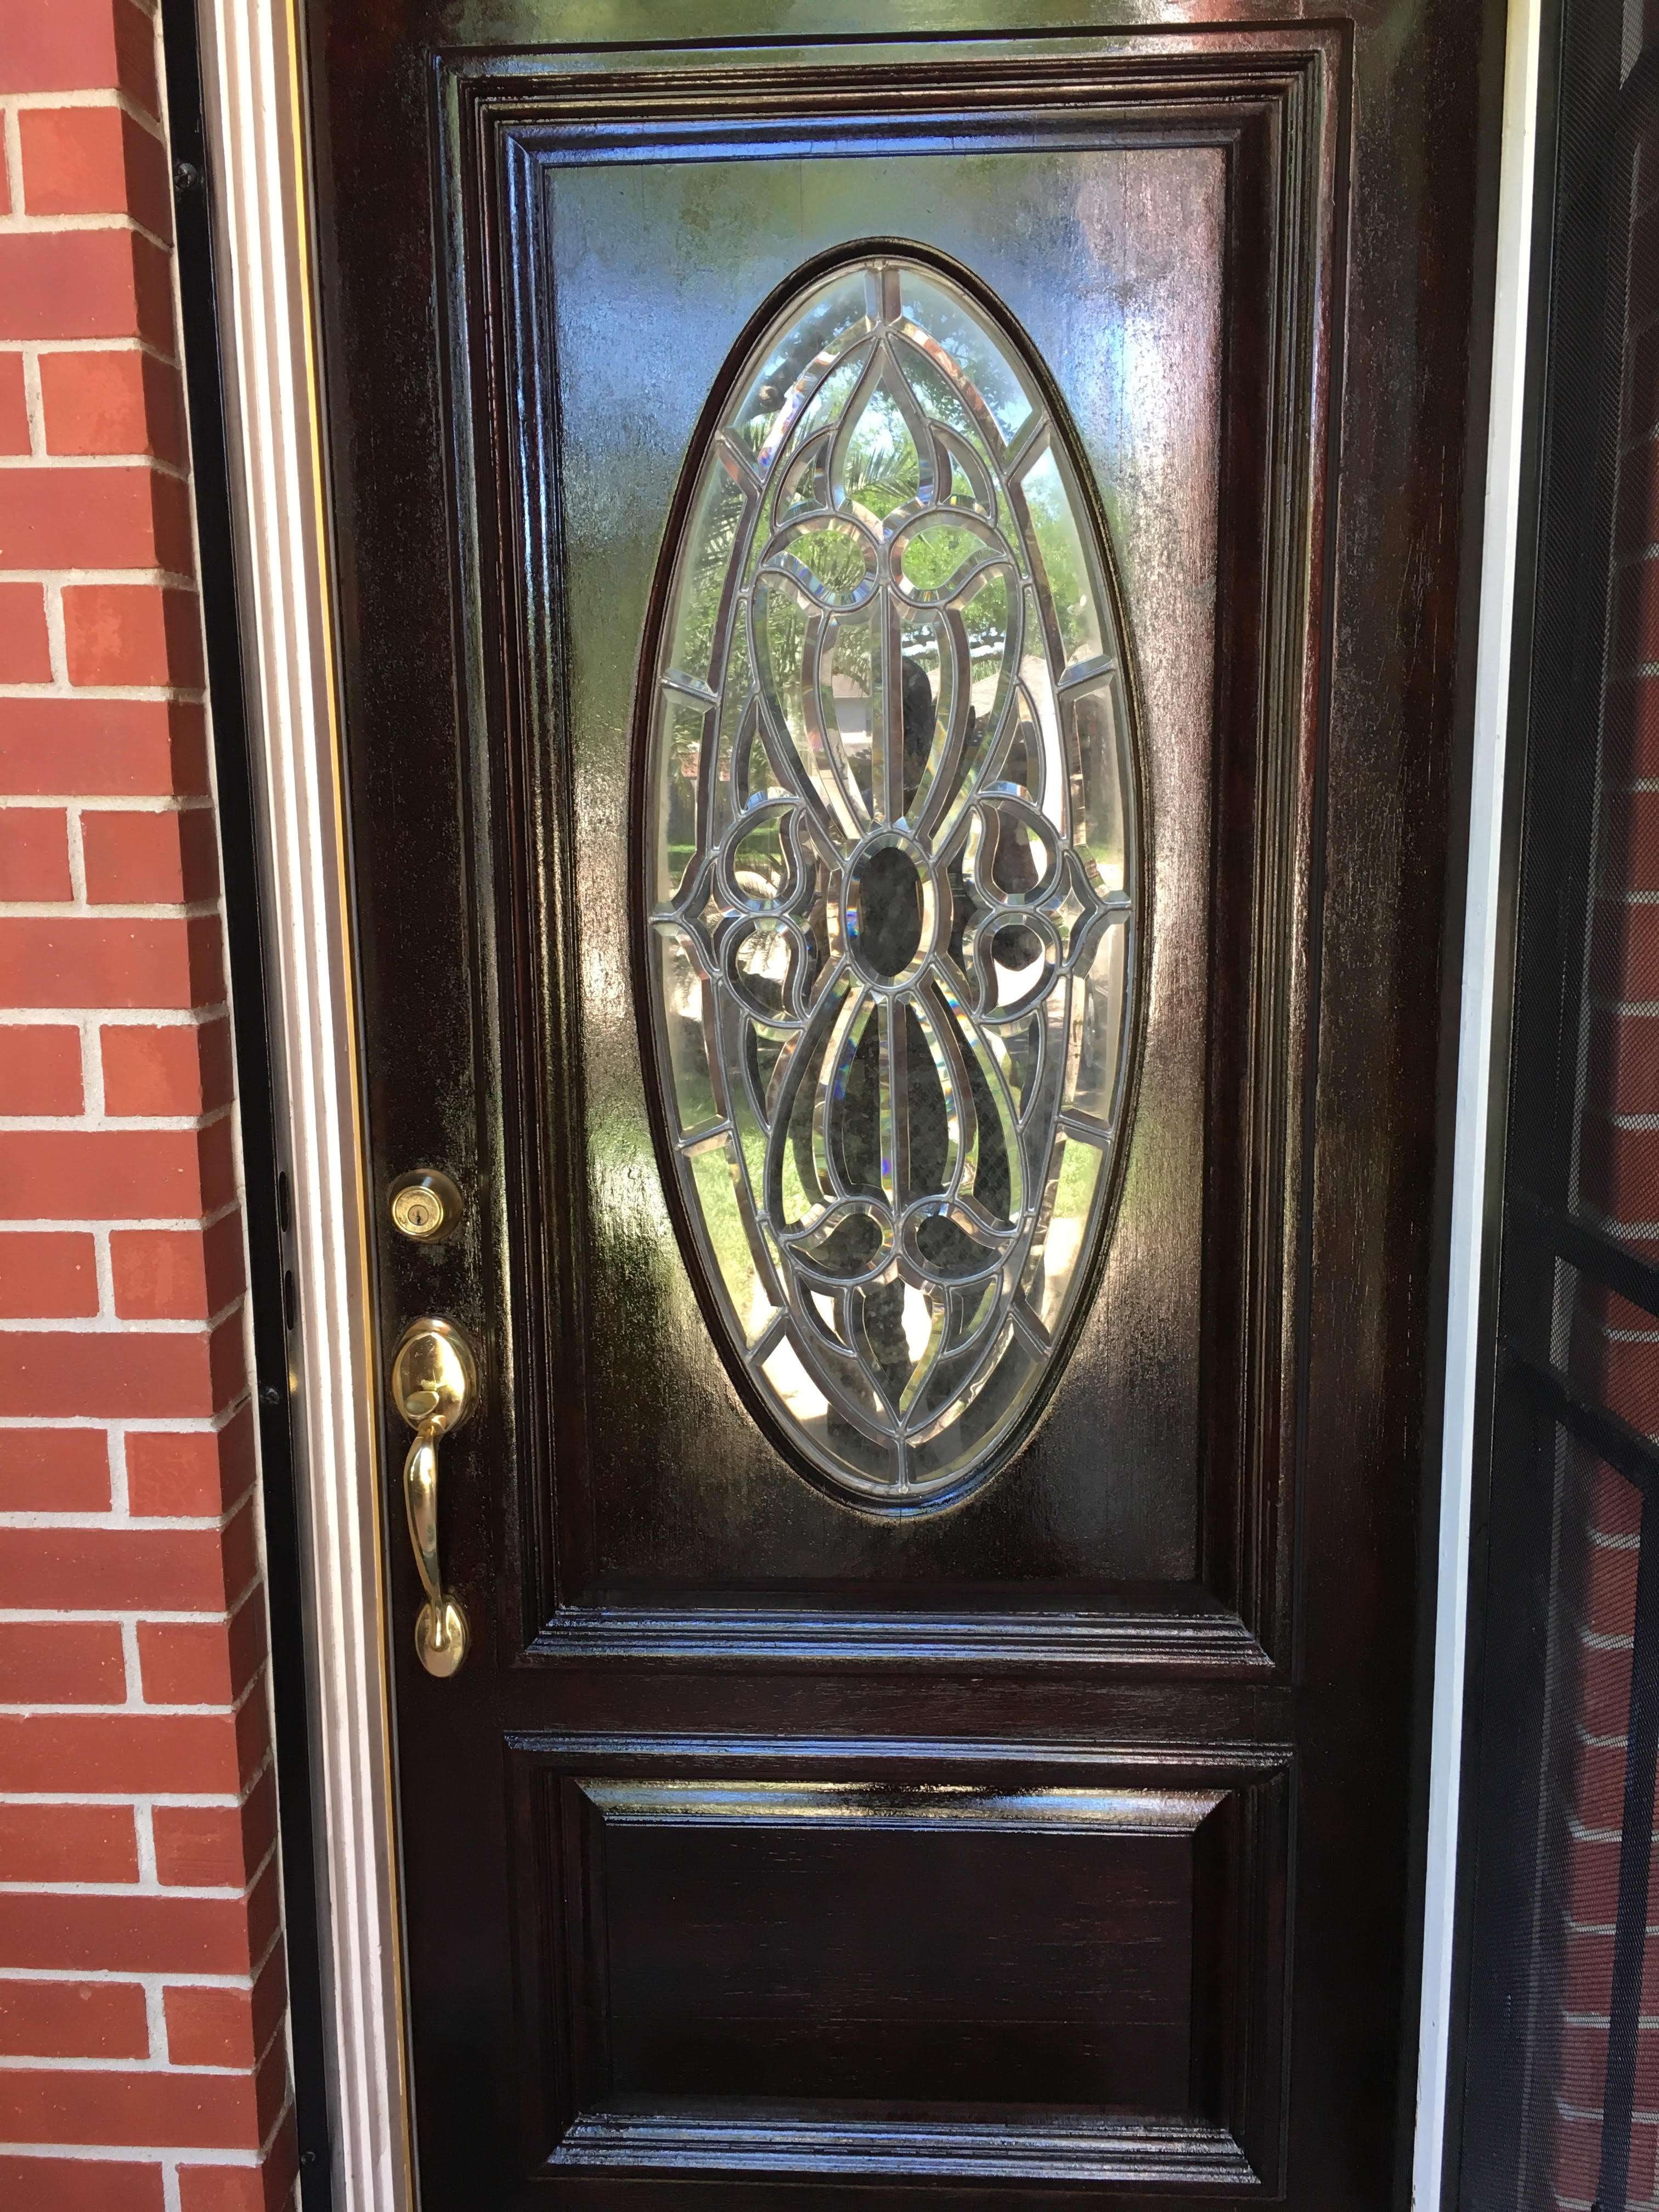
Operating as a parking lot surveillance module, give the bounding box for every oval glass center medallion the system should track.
[640,251,1142,1507]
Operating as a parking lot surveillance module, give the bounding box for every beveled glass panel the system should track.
[1015,442,1107,679]
[644,252,1141,1505]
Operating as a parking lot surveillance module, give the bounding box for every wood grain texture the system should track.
[302,2,1502,2203]
[465,35,1336,1675]
[505,1737,1290,2189]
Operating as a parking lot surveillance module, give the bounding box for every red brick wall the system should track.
[1547,40,1659,2210]
[0,2,296,2205]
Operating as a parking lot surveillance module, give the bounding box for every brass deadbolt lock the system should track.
[388,1169,464,1244]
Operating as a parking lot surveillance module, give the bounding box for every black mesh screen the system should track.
[1455,4,1659,2209]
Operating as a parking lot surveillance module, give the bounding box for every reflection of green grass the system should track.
[689,1121,786,1344]
[732,815,786,900]
[1054,1130,1103,1226]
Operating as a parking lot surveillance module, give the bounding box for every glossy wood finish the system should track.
[508,1738,1289,2186]
[493,55,1317,1663]
[303,3,1502,2204]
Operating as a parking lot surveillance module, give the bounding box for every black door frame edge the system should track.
[1436,0,1588,2201]
[160,2,336,2201]
[1394,0,1515,2196]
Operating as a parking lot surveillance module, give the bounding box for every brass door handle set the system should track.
[389,1317,478,1678]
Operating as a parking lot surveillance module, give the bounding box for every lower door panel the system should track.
[509,1739,1291,2192]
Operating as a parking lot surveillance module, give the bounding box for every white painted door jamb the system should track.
[191,1,412,2205]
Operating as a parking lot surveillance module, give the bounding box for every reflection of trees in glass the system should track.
[646,257,1136,1501]
[732,278,871,458]
[900,520,983,594]
[893,339,992,464]
[897,276,1033,443]
[756,585,809,746]
[659,701,707,903]
[670,473,746,687]
[839,384,920,521]
[785,524,867,601]
[1020,455,1092,651]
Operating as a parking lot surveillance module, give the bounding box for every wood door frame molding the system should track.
[188,4,1536,2209]
[193,4,414,2208]
[449,30,1340,1677]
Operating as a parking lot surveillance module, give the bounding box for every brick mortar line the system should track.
[1553,2093,1659,2125]
[0,1393,253,1430]
[0,683,207,704]
[0,213,175,258]
[0,1523,256,1542]
[0,1749,278,1812]
[0,1117,235,1136]
[4,1536,257,1560]
[0,1701,268,1727]
[0,456,191,482]
[0,900,225,919]
[0,89,167,141]
[0,1100,235,1135]
[0,1218,244,1245]
[0,111,20,217]
[0,1293,246,1335]
[0,797,216,813]
[0,1886,265,1908]
[0,2017,292,2079]
[0,557,198,580]
[0,2057,274,2079]
[0,1009,231,1031]
[0,2145,276,2170]
[0,1843,278,1904]
[1578,1713,1648,1743]
[0,338,180,363]
[1567,1615,1637,1655]
[0,1615,267,1637]
[0,1586,269,1644]
[0,1927,286,1995]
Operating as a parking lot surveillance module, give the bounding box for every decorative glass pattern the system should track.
[642,254,1139,1505]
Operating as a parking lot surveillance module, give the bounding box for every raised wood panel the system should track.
[506,1737,1292,2191]
[306,0,1497,2199]
[440,30,1342,1671]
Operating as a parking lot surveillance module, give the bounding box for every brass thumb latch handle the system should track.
[389,1318,478,1678]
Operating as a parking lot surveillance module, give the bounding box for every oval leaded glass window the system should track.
[641,252,1141,1508]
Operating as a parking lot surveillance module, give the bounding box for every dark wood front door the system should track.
[303,3,1497,2202]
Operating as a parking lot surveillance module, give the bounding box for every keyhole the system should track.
[390,1171,463,1243]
